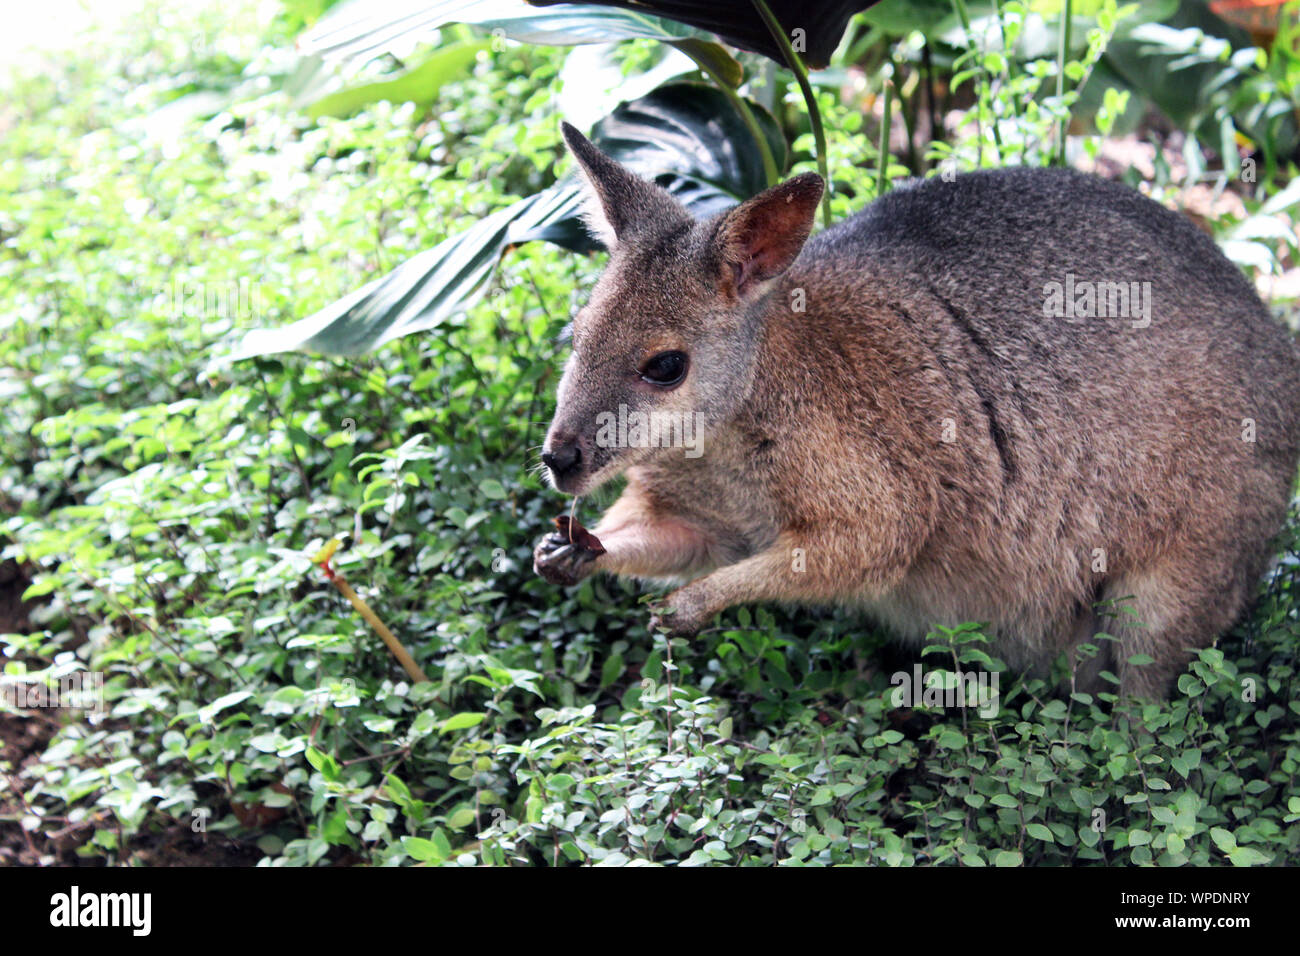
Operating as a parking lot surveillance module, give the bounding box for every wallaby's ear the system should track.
[561,121,687,249]
[716,173,824,296]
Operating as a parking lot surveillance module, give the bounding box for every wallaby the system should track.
[533,121,1300,698]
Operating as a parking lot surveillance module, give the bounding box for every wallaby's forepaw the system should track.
[533,532,599,586]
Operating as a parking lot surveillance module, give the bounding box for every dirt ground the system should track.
[0,560,261,866]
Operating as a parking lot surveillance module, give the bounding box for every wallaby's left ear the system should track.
[716,173,824,296]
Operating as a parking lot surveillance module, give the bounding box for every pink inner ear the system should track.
[731,223,802,293]
[725,179,820,293]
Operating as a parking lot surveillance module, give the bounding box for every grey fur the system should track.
[536,130,1300,698]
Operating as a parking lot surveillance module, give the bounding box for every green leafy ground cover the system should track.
[0,1,1297,866]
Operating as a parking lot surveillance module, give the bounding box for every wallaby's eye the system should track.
[640,350,688,387]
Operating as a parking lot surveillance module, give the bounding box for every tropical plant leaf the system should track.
[299,0,876,72]
[298,0,515,68]
[858,0,956,37]
[300,0,737,75]
[591,82,786,215]
[556,41,697,130]
[526,0,879,69]
[221,187,580,361]
[296,1,746,120]
[475,7,744,86]
[306,39,491,119]
[220,82,782,361]
[668,37,743,88]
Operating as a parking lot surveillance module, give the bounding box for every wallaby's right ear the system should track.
[561,122,686,249]
[716,173,824,297]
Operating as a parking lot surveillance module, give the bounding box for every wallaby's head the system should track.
[540,122,823,494]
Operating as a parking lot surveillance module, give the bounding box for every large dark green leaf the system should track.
[300,0,740,82]
[221,83,783,361]
[526,0,879,69]
[857,0,955,37]
[591,82,786,216]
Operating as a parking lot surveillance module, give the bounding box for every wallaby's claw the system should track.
[533,532,599,586]
[648,600,700,638]
[647,605,670,634]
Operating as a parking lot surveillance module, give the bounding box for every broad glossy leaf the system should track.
[300,0,738,77]
[299,0,519,67]
[859,0,955,37]
[297,1,744,109]
[222,184,582,361]
[526,0,880,69]
[591,82,787,217]
[307,39,491,119]
[222,83,781,360]
[476,8,744,86]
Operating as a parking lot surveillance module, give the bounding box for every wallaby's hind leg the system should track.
[1061,603,1114,694]
[1097,546,1260,698]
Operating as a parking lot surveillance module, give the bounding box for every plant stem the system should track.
[336,573,428,683]
[734,91,781,187]
[950,0,973,37]
[992,0,1027,153]
[877,77,893,197]
[752,0,832,226]
[949,0,984,166]
[923,38,941,165]
[1056,0,1073,165]
[891,51,918,174]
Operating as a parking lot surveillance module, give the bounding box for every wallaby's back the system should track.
[774,168,1300,692]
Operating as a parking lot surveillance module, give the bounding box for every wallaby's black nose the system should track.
[542,442,581,477]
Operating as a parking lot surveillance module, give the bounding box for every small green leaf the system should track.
[440,712,486,734]
[478,478,507,500]
[547,773,576,793]
[599,651,625,689]
[305,746,339,781]
[403,836,446,863]
[1026,823,1054,842]
[936,729,966,749]
[1150,806,1176,825]
[1209,827,1237,852]
[447,807,478,830]
[1227,846,1270,866]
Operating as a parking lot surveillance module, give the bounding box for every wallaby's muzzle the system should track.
[541,435,582,489]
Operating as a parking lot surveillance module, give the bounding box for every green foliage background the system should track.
[1,0,1298,865]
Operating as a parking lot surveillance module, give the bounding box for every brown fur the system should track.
[534,123,1300,698]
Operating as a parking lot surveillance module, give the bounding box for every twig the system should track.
[312,540,429,683]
